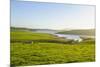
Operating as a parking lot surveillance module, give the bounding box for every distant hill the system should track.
[10,27,58,33]
[11,27,95,35]
[10,27,37,31]
[57,29,95,36]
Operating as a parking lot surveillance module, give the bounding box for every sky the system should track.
[11,0,95,30]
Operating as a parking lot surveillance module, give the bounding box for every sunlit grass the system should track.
[10,31,95,66]
[11,42,95,66]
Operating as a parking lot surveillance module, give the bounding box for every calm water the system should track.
[35,30,57,34]
[54,34,82,40]
[35,30,94,41]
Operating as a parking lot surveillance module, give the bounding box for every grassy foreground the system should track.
[10,31,95,66]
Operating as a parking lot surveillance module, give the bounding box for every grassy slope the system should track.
[57,29,95,36]
[11,31,69,44]
[11,31,95,66]
[11,31,57,40]
[11,43,95,66]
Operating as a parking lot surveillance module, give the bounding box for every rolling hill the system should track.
[57,29,95,36]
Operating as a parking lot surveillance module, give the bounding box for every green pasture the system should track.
[10,31,95,66]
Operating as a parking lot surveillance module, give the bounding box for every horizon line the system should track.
[10,26,95,30]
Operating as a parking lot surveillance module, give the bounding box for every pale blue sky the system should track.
[11,0,95,30]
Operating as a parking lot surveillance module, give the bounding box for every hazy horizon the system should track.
[11,0,95,30]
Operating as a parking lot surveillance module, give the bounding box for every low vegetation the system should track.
[10,30,95,66]
[11,42,95,66]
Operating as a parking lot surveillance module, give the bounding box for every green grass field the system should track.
[10,31,95,66]
[11,31,57,40]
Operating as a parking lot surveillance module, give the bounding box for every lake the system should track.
[35,30,94,41]
[35,30,82,41]
[54,34,83,41]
